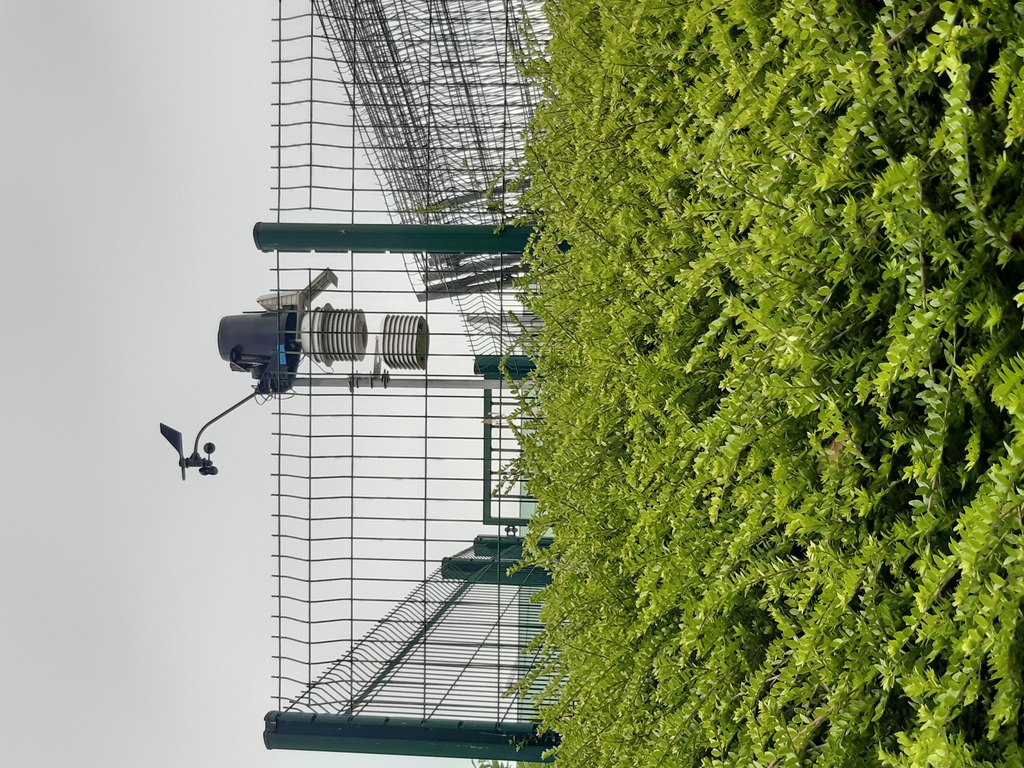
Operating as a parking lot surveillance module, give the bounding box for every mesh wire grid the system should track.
[267,0,549,727]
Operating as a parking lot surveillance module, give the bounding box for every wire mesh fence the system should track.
[273,0,547,354]
[266,0,550,738]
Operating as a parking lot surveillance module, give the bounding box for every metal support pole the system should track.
[253,222,535,254]
[264,712,557,762]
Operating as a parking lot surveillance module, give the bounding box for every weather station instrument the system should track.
[158,263,433,479]
[157,222,537,481]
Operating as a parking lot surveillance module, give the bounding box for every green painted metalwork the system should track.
[472,534,552,561]
[482,388,536,527]
[345,580,473,715]
[253,222,534,254]
[441,555,551,586]
[474,354,536,380]
[483,387,494,523]
[264,712,557,762]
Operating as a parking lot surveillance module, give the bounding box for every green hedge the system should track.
[516,1,1024,765]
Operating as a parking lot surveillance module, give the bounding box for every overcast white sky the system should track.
[0,2,472,766]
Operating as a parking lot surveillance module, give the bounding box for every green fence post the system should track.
[264,712,558,762]
[253,222,535,254]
